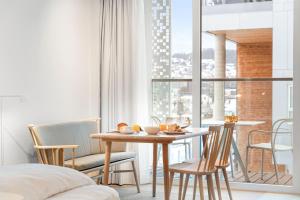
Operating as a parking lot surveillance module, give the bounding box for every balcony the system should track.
[152,78,293,186]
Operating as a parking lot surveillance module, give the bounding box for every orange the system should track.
[132,124,141,132]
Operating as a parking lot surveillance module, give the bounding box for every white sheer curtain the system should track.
[99,0,151,184]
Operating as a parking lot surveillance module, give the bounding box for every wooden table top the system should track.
[201,120,265,126]
[90,128,208,144]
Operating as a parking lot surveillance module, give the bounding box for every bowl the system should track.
[144,126,160,135]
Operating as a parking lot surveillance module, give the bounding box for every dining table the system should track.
[90,128,209,200]
[201,120,266,182]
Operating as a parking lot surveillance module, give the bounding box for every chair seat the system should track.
[65,152,136,171]
[169,160,216,175]
[249,143,293,151]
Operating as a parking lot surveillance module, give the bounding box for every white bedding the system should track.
[0,164,119,200]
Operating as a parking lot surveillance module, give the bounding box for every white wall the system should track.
[272,0,294,172]
[0,0,100,164]
[292,0,300,192]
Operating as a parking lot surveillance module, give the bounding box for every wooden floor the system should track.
[229,171,293,185]
[113,184,300,200]
[156,167,293,186]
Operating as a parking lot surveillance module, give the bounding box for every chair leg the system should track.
[272,150,279,184]
[97,168,103,185]
[207,176,212,200]
[215,170,222,200]
[178,173,184,200]
[208,175,216,200]
[229,150,234,178]
[169,172,175,198]
[182,174,190,200]
[131,161,140,193]
[192,175,197,200]
[222,167,233,200]
[246,147,249,175]
[261,149,265,180]
[198,175,205,200]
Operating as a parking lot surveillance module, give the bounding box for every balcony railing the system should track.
[204,0,272,6]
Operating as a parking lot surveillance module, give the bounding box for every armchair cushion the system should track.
[64,152,136,171]
[35,120,100,160]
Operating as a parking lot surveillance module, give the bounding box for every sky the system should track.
[171,0,236,53]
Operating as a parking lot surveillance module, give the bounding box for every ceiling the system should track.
[210,28,272,44]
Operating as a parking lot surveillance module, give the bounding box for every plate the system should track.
[119,130,135,134]
[163,131,187,135]
[108,130,135,134]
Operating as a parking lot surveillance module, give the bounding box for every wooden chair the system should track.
[214,123,235,200]
[169,125,222,200]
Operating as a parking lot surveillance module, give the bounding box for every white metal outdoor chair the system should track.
[246,118,293,184]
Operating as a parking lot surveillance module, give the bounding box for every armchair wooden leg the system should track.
[222,167,233,200]
[131,161,140,193]
[182,174,190,200]
[215,170,222,200]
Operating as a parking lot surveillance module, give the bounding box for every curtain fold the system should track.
[99,0,151,184]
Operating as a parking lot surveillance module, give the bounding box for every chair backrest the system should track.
[216,123,235,166]
[28,118,101,160]
[272,118,293,147]
[198,125,221,172]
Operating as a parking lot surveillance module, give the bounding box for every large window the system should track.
[151,0,294,187]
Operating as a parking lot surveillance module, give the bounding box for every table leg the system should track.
[103,141,112,185]
[152,143,158,197]
[162,143,170,200]
[231,139,250,182]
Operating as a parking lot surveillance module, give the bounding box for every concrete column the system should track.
[213,34,226,120]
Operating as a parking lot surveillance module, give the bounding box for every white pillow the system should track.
[0,164,95,200]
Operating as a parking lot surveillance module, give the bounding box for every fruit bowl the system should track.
[144,126,160,135]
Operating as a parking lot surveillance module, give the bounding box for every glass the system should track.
[201,80,293,185]
[152,81,192,122]
[171,0,193,79]
[201,33,237,79]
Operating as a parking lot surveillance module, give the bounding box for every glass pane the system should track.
[152,0,171,79]
[152,81,192,123]
[202,32,237,79]
[201,80,293,185]
[171,0,193,78]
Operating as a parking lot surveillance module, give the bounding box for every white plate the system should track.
[163,131,187,135]
[119,130,135,134]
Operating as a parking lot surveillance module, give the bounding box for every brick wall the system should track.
[237,42,285,172]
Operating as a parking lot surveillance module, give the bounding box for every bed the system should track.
[0,164,119,200]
